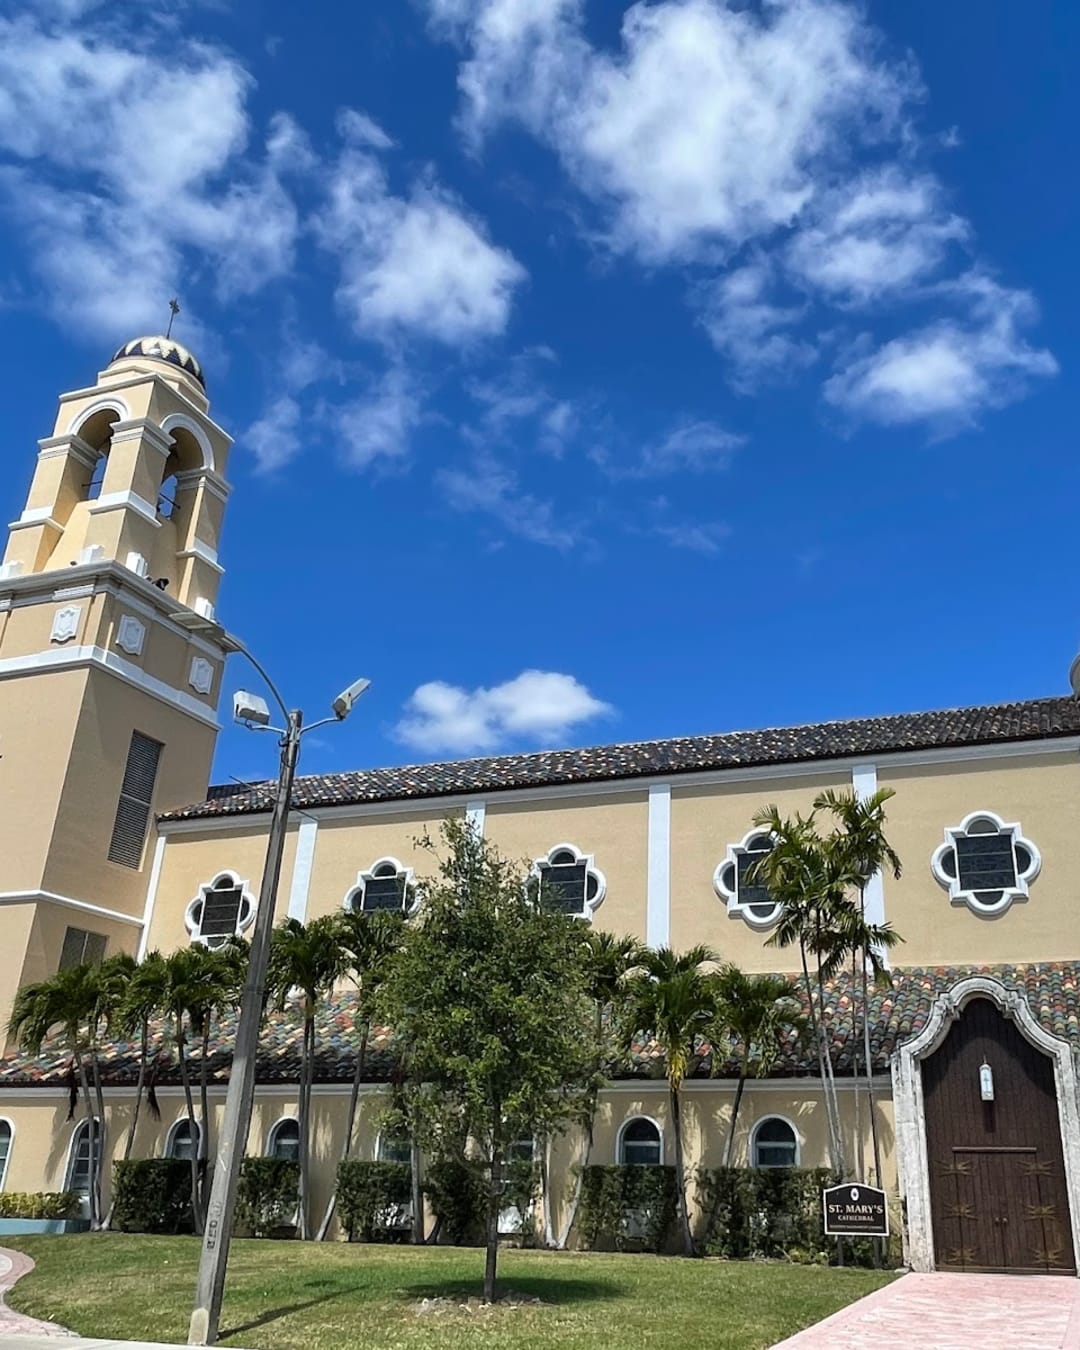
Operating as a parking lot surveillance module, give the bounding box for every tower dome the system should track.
[109,335,205,388]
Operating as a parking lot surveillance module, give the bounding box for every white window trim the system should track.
[165,1116,200,1159]
[530,842,607,919]
[64,1117,101,1193]
[184,871,256,946]
[374,1129,412,1166]
[750,1114,801,1169]
[930,809,1041,917]
[342,856,418,916]
[266,1116,300,1157]
[616,1114,664,1167]
[0,1116,13,1191]
[713,827,781,930]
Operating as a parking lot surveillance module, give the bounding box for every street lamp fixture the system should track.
[172,607,369,1345]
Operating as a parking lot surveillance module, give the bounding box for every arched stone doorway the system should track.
[892,976,1080,1276]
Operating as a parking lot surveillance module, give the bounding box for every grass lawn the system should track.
[3,1235,894,1350]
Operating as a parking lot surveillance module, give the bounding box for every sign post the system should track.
[822,1183,889,1239]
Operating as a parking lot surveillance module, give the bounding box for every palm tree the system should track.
[8,965,104,1226]
[159,946,213,1233]
[268,916,348,1239]
[622,945,717,1256]
[102,952,168,1230]
[749,806,852,1175]
[557,931,644,1248]
[315,909,405,1242]
[815,787,903,1187]
[710,965,805,1167]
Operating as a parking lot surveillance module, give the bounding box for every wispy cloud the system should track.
[396,668,614,754]
[437,451,579,550]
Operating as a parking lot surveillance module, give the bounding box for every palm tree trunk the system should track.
[75,1049,100,1230]
[862,937,883,1188]
[103,1020,150,1231]
[298,1011,313,1239]
[814,948,845,1177]
[176,1020,203,1236]
[850,947,862,1182]
[799,943,843,1174]
[316,1022,368,1241]
[722,1069,748,1169]
[483,1141,502,1302]
[89,1043,108,1230]
[670,1080,697,1257]
[199,1022,212,1221]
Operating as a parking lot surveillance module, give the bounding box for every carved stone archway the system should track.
[891,975,1080,1274]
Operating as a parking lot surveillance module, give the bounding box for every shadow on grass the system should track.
[399,1274,623,1306]
[222,1291,346,1339]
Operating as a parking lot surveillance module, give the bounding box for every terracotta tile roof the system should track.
[159,696,1080,821]
[1,963,1076,1089]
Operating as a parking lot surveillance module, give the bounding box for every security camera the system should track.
[332,677,371,721]
[233,690,271,727]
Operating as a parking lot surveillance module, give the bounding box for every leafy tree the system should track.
[378,817,595,1301]
[557,930,644,1247]
[8,964,107,1226]
[315,908,405,1241]
[814,788,903,1186]
[748,807,851,1174]
[622,945,717,1256]
[268,916,348,1238]
[710,965,805,1167]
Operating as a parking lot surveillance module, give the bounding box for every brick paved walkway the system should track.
[771,1271,1080,1350]
[0,1250,73,1339]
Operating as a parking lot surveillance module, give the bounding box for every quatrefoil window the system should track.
[931,810,1040,916]
[714,829,781,929]
[344,858,417,916]
[531,844,606,918]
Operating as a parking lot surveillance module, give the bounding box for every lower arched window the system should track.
[166,1118,200,1161]
[751,1117,798,1168]
[618,1116,663,1166]
[376,1131,412,1166]
[268,1118,300,1163]
[0,1119,12,1190]
[66,1119,102,1196]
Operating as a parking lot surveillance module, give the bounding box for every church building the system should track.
[0,340,1078,1276]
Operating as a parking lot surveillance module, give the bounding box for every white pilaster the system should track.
[647,784,671,949]
[852,763,888,963]
[465,799,486,838]
[287,819,319,922]
[137,833,167,960]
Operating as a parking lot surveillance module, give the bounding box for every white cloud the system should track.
[637,419,744,475]
[331,366,426,470]
[437,452,578,549]
[0,14,299,336]
[437,0,912,262]
[464,347,581,456]
[318,131,526,345]
[396,669,613,754]
[652,520,731,555]
[824,275,1057,430]
[786,167,969,304]
[696,259,815,389]
[245,395,304,474]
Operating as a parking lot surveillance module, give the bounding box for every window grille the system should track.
[107,731,163,867]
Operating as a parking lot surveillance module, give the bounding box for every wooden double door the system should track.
[923,997,1075,1275]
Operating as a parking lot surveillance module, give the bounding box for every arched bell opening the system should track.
[73,408,119,504]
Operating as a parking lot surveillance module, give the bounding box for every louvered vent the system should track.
[107,731,163,867]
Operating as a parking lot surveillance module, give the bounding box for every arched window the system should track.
[751,1117,798,1168]
[158,470,179,519]
[344,858,415,916]
[72,406,121,504]
[166,1118,200,1161]
[617,1116,663,1167]
[185,872,256,948]
[0,1119,12,1190]
[65,1119,102,1196]
[376,1130,412,1166]
[267,1118,300,1163]
[530,844,606,918]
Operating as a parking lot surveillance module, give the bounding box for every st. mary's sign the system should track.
[822,1183,889,1238]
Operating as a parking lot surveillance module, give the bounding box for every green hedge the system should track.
[237,1158,299,1238]
[424,1157,485,1246]
[577,1165,678,1253]
[337,1161,412,1242]
[699,1166,838,1262]
[111,1159,193,1234]
[0,1191,80,1220]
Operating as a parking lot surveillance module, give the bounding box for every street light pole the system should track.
[188,707,302,1346]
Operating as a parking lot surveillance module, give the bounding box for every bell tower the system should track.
[0,336,233,1026]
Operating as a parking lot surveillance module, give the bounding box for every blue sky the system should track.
[1,0,1077,787]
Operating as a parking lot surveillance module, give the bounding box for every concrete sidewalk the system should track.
[769,1270,1080,1350]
